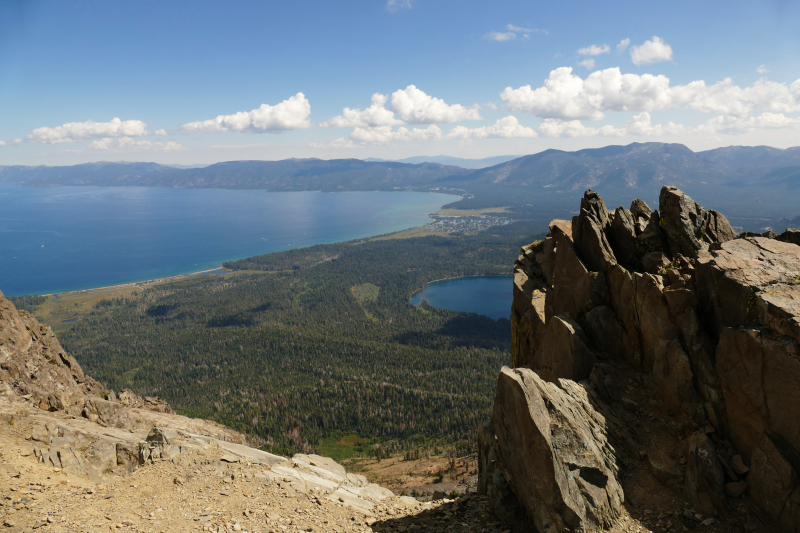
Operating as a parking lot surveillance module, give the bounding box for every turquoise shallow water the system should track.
[0,186,451,295]
[410,276,513,320]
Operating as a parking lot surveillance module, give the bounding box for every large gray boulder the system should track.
[479,367,623,532]
[659,186,736,257]
[82,398,130,429]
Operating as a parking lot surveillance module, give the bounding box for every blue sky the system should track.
[1,0,799,165]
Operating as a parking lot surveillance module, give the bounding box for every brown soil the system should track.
[344,455,478,495]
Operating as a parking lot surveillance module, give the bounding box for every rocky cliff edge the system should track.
[480,186,800,532]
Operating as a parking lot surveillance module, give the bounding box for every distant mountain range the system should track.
[364,155,521,169]
[456,143,800,192]
[0,159,471,192]
[2,143,799,216]
[456,143,800,216]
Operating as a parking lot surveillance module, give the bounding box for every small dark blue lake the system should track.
[410,276,513,321]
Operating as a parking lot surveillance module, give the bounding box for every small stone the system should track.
[220,490,231,496]
[3,519,15,528]
[701,518,715,526]
[704,425,715,434]
[220,454,239,463]
[622,398,639,412]
[725,481,748,498]
[731,455,749,476]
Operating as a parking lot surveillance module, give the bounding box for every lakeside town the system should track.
[424,214,512,234]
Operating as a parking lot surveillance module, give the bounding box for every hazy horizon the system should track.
[3,141,800,170]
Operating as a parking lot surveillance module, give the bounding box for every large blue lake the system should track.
[0,186,452,295]
[410,276,513,321]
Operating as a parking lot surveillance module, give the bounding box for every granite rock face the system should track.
[0,291,104,406]
[492,186,800,531]
[479,367,623,532]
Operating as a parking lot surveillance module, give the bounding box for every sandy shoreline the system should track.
[38,213,485,298]
[41,267,227,297]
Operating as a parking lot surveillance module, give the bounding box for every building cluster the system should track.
[425,215,511,234]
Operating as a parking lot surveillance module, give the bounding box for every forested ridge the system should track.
[32,221,545,455]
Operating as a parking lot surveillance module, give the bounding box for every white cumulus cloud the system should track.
[486,30,516,42]
[323,87,480,127]
[616,38,630,53]
[182,93,311,133]
[501,67,674,120]
[447,116,537,140]
[630,36,673,66]
[537,110,800,140]
[389,85,481,124]
[350,125,443,146]
[386,0,411,12]
[25,118,149,144]
[757,64,769,74]
[485,24,545,41]
[71,137,186,153]
[678,77,800,117]
[501,67,800,121]
[625,112,686,136]
[154,129,168,136]
[579,59,596,70]
[538,119,624,138]
[507,24,530,33]
[322,93,403,128]
[578,44,610,56]
[0,139,22,146]
[697,113,800,135]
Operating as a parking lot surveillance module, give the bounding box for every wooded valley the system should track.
[16,221,546,456]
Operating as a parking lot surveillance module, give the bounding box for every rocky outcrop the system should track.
[0,290,176,418]
[478,368,623,532]
[118,388,173,413]
[1,291,104,406]
[489,186,800,531]
[0,290,246,481]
